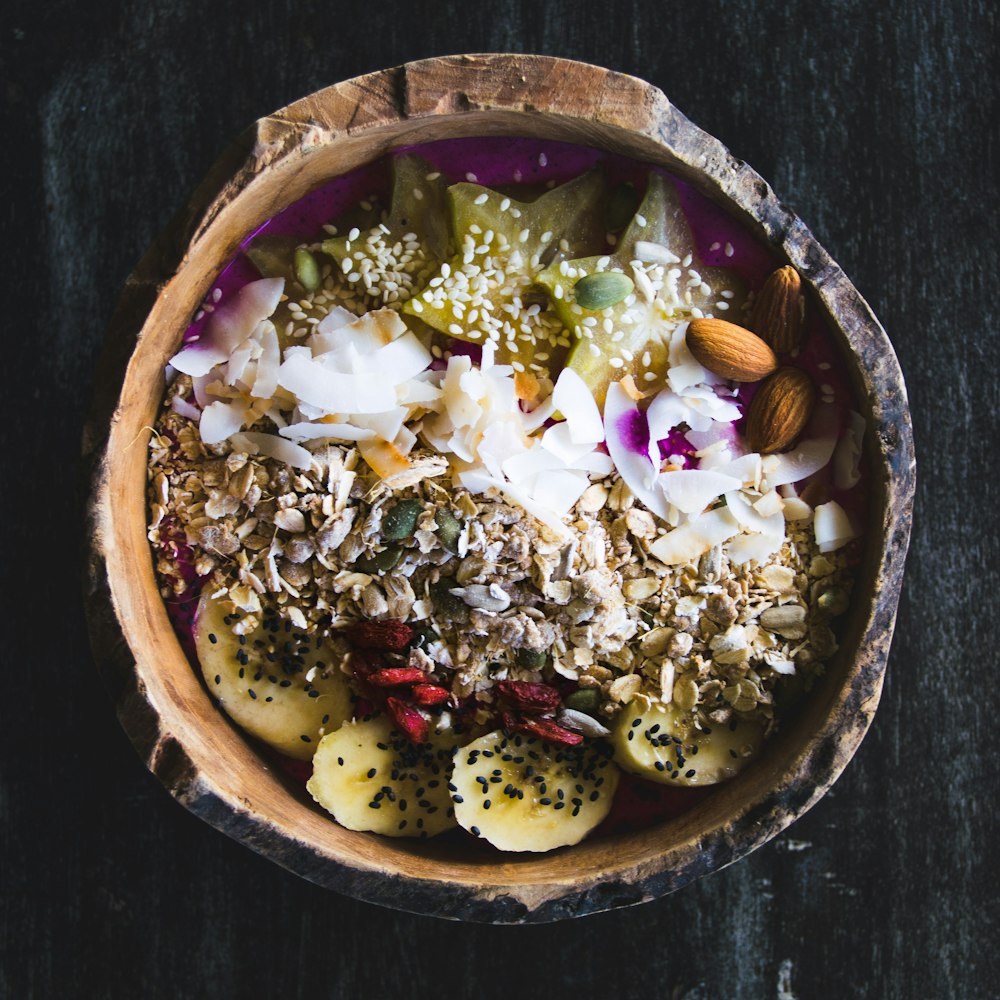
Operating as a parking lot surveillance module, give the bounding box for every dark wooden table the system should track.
[3,1,996,996]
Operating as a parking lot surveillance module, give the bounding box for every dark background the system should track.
[3,1,997,997]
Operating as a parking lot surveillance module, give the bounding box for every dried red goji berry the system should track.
[505,714,584,747]
[496,680,562,714]
[367,666,429,687]
[349,648,383,679]
[410,684,450,706]
[343,619,415,652]
[386,696,429,744]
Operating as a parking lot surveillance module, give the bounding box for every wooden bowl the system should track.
[84,54,915,922]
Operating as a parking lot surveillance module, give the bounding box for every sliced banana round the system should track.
[450,730,620,853]
[194,592,352,760]
[307,716,460,838]
[611,698,764,786]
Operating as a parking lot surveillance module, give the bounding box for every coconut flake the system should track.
[604,381,670,519]
[231,431,313,471]
[659,470,741,514]
[170,278,284,376]
[279,421,376,443]
[251,324,281,400]
[814,501,857,552]
[552,367,603,444]
[834,410,866,489]
[648,506,741,565]
[278,353,397,413]
[171,395,201,421]
[200,400,247,445]
[667,322,716,392]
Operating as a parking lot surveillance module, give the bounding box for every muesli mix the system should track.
[147,141,865,852]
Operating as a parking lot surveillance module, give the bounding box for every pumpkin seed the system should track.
[515,648,548,670]
[382,499,423,541]
[574,271,634,311]
[429,577,470,623]
[354,544,403,574]
[434,509,462,552]
[564,687,601,713]
[294,247,321,291]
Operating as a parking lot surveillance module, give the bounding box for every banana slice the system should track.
[194,592,352,760]
[611,699,764,785]
[450,731,620,853]
[307,716,460,838]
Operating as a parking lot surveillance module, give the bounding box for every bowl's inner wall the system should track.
[105,109,889,885]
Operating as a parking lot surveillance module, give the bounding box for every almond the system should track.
[686,318,778,382]
[746,367,816,454]
[749,265,804,353]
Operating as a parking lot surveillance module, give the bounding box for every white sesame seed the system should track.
[709,241,721,252]
[513,169,523,182]
[413,187,424,200]
[466,172,478,182]
[425,171,440,181]
[635,214,647,228]
[448,323,463,335]
[474,193,489,206]
[724,242,734,257]
[818,361,832,370]
[642,351,651,367]
[643,371,657,382]
[609,357,625,368]
[539,152,548,166]
[540,231,553,243]
[519,229,530,243]
[589,343,601,357]
[500,197,511,211]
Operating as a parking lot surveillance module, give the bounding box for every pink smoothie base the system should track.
[169,136,866,840]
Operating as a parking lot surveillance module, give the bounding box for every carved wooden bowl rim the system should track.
[84,54,915,923]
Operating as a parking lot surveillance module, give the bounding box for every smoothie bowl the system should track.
[84,55,914,922]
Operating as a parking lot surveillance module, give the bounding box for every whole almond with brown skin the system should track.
[686,318,778,382]
[749,265,804,353]
[746,367,817,454]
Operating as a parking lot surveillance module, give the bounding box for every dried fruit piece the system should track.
[504,714,584,747]
[746,367,816,454]
[386,696,430,744]
[496,680,562,714]
[611,699,763,785]
[410,684,451,706]
[368,667,430,687]
[450,730,619,852]
[307,716,458,837]
[685,318,778,382]
[193,594,351,761]
[342,619,414,652]
[750,265,804,353]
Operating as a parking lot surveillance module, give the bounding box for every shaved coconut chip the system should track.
[725,491,785,536]
[278,354,397,413]
[251,324,280,399]
[667,322,716,392]
[753,489,785,518]
[502,443,557,487]
[231,431,312,471]
[191,373,216,408]
[530,468,590,516]
[682,385,742,427]
[541,423,601,465]
[225,340,255,386]
[397,376,443,405]
[352,407,409,443]
[395,425,417,456]
[479,422,531,480]
[314,305,358,336]
[279,422,375,443]
[352,332,430,382]
[441,356,482,427]
[170,278,284,376]
[728,528,785,566]
[200,400,248,445]
[604,382,670,520]
[520,396,556,433]
[171,395,201,421]
[834,410,866,489]
[463,473,572,540]
[814,501,857,552]
[646,389,691,445]
[704,452,762,488]
[782,497,813,521]
[659,470,742,514]
[648,506,741,565]
[686,421,744,459]
[569,452,614,476]
[317,307,406,353]
[552,367,603,443]
[763,433,837,487]
[359,439,412,480]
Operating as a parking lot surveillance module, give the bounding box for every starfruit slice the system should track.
[403,170,606,376]
[536,173,744,405]
[320,153,450,309]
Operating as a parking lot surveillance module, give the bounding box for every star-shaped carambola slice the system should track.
[320,153,451,309]
[536,173,745,405]
[402,170,606,376]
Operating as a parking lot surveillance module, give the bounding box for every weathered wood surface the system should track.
[2,0,995,996]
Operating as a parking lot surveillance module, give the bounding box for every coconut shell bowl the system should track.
[84,55,915,923]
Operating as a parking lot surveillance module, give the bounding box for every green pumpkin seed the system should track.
[606,182,640,232]
[382,499,423,541]
[515,648,548,670]
[294,247,321,291]
[564,688,601,713]
[434,509,463,553]
[354,544,403,574]
[429,578,470,623]
[574,271,634,311]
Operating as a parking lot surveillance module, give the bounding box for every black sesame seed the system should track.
[471,826,481,836]
[208,634,218,645]
[337,757,344,766]
[483,800,491,810]
[367,768,377,778]
[214,675,221,686]
[554,802,565,810]
[248,689,257,700]
[453,795,464,804]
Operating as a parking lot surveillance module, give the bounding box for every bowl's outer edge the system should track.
[83,53,915,924]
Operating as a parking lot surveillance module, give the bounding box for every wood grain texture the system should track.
[2,0,995,996]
